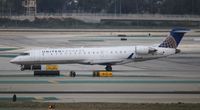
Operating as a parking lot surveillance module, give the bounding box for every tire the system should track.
[20,68,24,71]
[70,71,76,77]
[20,65,24,71]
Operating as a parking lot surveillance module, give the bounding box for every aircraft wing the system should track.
[84,59,123,65]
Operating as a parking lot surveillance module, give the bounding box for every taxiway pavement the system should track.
[0,29,200,103]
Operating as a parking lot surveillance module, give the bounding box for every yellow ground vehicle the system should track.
[93,71,112,77]
[45,65,58,71]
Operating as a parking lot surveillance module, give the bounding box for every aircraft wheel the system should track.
[20,65,24,71]
[70,71,76,77]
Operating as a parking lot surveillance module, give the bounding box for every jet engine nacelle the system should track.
[135,46,157,55]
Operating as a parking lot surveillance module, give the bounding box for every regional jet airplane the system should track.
[10,28,190,71]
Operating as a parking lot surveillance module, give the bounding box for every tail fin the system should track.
[159,28,190,48]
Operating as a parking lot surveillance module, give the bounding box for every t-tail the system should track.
[159,28,190,49]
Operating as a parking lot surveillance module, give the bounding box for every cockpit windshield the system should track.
[20,52,30,56]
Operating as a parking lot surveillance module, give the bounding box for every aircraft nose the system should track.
[10,57,20,64]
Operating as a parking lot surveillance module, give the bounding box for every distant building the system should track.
[22,0,37,16]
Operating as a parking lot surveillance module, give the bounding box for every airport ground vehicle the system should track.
[93,71,112,77]
[33,65,59,76]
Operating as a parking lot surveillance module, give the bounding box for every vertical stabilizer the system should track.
[159,28,190,48]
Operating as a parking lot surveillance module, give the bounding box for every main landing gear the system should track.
[105,65,112,71]
[70,71,76,77]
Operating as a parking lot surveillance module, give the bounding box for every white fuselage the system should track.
[10,46,176,65]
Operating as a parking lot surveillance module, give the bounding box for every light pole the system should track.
[119,0,121,15]
[1,0,5,17]
[0,0,2,17]
[114,0,116,16]
[136,0,139,14]
[62,0,68,15]
[74,0,78,13]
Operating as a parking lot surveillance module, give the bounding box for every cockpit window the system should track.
[20,53,30,56]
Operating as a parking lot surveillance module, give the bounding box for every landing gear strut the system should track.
[105,65,112,71]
